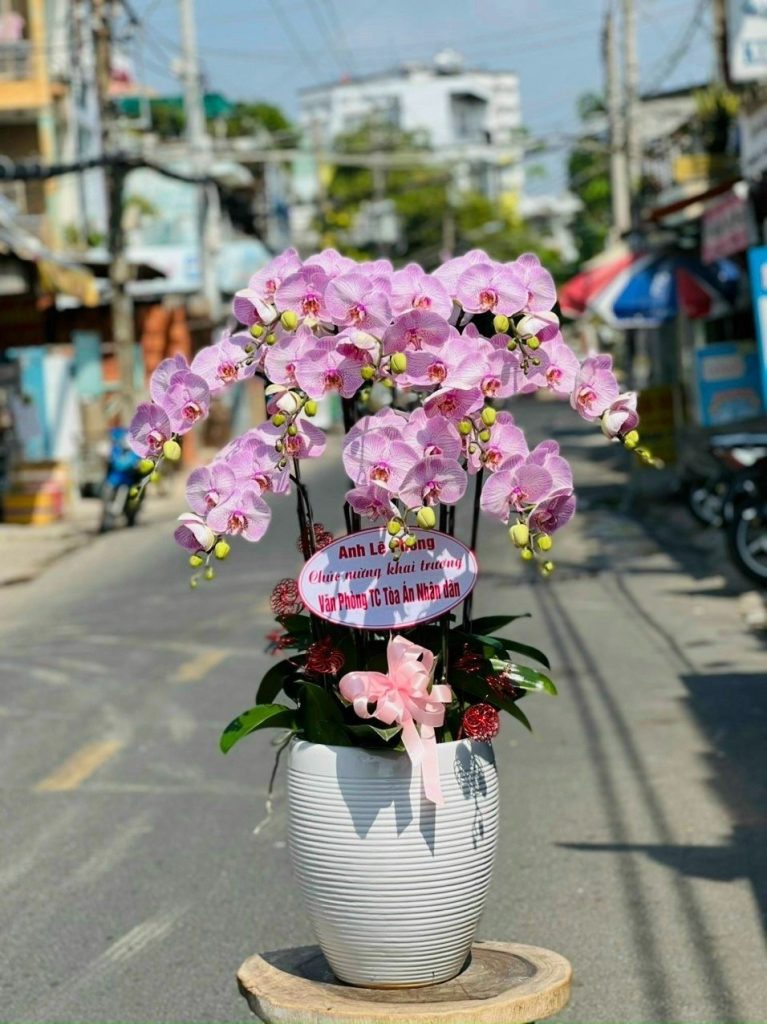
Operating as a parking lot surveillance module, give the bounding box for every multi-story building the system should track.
[299,50,524,199]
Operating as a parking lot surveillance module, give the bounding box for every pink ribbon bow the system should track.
[339,636,453,805]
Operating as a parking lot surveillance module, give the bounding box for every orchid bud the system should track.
[265,333,277,346]
[189,553,204,568]
[404,534,417,548]
[361,365,376,381]
[537,534,553,552]
[509,522,529,548]
[190,578,199,590]
[163,439,181,461]
[149,471,160,483]
[390,352,408,374]
[527,337,541,350]
[304,399,318,416]
[287,424,298,436]
[493,314,510,334]
[272,412,286,427]
[280,310,299,331]
[520,548,534,561]
[382,378,395,389]
[506,339,517,351]
[214,540,231,560]
[387,517,402,536]
[138,458,154,475]
[204,566,215,581]
[624,429,640,449]
[389,537,401,552]
[129,486,139,499]
[249,324,264,338]
[481,407,496,427]
[416,506,437,529]
[458,419,473,436]
[542,560,555,575]
[531,357,541,366]
[479,428,491,443]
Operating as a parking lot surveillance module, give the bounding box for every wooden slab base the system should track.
[237,941,572,1023]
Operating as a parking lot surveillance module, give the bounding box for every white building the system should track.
[299,50,524,199]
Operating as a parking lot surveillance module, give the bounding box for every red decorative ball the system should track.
[305,637,345,676]
[297,523,334,558]
[461,703,500,741]
[270,578,303,617]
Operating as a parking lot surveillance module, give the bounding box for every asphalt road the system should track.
[1,400,766,1023]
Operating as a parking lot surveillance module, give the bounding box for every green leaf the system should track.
[220,704,297,754]
[506,701,533,731]
[277,614,313,638]
[346,723,402,744]
[462,614,530,635]
[494,638,551,670]
[256,659,297,704]
[489,659,558,695]
[299,683,350,746]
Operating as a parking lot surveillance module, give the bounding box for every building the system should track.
[299,50,524,199]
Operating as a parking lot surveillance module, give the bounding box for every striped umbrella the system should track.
[559,250,741,327]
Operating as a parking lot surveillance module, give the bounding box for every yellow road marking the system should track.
[35,738,124,792]
[171,648,228,684]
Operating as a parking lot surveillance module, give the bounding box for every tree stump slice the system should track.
[237,941,572,1023]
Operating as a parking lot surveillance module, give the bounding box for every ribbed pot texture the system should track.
[286,738,499,987]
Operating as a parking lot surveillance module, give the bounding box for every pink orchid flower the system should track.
[432,249,489,296]
[402,335,485,392]
[399,456,468,509]
[512,253,557,312]
[249,249,302,305]
[339,636,453,805]
[158,370,210,435]
[227,434,291,495]
[475,412,529,473]
[191,338,256,394]
[186,463,237,516]
[260,419,327,461]
[423,386,484,422]
[129,402,172,459]
[529,492,576,535]
[382,309,452,354]
[480,457,554,523]
[305,248,357,279]
[390,263,452,319]
[403,409,462,460]
[275,265,329,322]
[515,310,560,342]
[571,355,620,421]
[346,483,398,521]
[527,440,574,494]
[207,487,271,542]
[232,287,278,327]
[149,354,189,403]
[263,327,314,388]
[324,271,392,331]
[343,427,418,492]
[601,392,639,439]
[295,337,365,400]
[174,512,216,553]
[486,336,550,395]
[543,339,580,397]
[455,260,526,316]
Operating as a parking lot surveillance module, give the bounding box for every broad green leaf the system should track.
[220,704,297,754]
[494,638,551,670]
[299,683,350,746]
[489,659,558,695]
[277,614,313,638]
[256,659,297,704]
[506,701,533,731]
[461,614,530,635]
[454,671,533,731]
[346,723,402,744]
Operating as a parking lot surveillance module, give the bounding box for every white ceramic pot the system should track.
[286,738,499,987]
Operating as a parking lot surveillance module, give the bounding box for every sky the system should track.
[130,0,715,194]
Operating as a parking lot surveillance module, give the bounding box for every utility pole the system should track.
[622,0,640,230]
[713,0,731,86]
[93,0,135,426]
[178,0,220,321]
[603,4,630,240]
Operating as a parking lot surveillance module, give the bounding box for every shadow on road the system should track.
[561,671,767,950]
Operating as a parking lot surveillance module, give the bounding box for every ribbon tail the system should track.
[419,725,444,806]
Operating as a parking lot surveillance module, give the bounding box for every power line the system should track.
[319,0,357,74]
[265,0,324,79]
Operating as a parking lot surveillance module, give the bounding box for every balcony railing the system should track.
[0,40,31,81]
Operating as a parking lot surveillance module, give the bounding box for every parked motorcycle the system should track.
[682,432,767,528]
[99,427,144,532]
[725,457,767,586]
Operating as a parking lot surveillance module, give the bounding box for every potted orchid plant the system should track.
[130,247,645,988]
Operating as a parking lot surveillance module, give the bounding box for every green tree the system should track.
[567,92,611,264]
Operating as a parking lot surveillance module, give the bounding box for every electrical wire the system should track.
[265,0,324,79]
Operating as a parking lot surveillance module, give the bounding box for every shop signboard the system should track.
[702,193,754,262]
[747,245,767,406]
[695,342,764,427]
[728,0,767,82]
